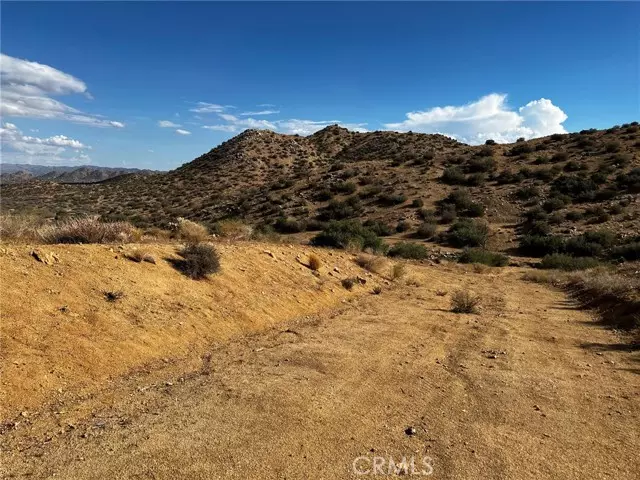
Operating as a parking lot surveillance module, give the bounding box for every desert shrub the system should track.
[305,219,327,232]
[466,173,486,186]
[519,234,567,257]
[411,198,424,208]
[459,248,508,267]
[515,186,541,200]
[551,174,597,201]
[616,168,640,193]
[445,219,489,248]
[610,242,640,261]
[543,195,570,212]
[565,210,584,221]
[466,157,496,173]
[396,220,411,233]
[551,151,569,163]
[485,139,496,145]
[539,254,600,271]
[311,220,387,253]
[548,213,564,225]
[442,189,473,210]
[308,253,322,271]
[39,217,137,244]
[333,181,357,194]
[439,205,457,224]
[174,243,221,279]
[604,141,621,153]
[387,242,429,260]
[104,290,125,302]
[418,208,437,222]
[359,184,383,198]
[450,290,480,313]
[177,218,210,243]
[318,196,363,220]
[523,220,551,236]
[508,143,533,156]
[316,189,334,201]
[355,254,386,274]
[416,222,437,239]
[212,219,253,239]
[0,215,42,242]
[441,166,467,185]
[465,202,485,218]
[391,263,406,280]
[581,230,616,249]
[363,219,394,236]
[274,216,307,233]
[378,192,407,206]
[372,286,383,295]
[341,277,356,290]
[125,248,156,264]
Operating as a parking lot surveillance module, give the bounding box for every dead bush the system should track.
[104,290,125,302]
[38,217,137,244]
[125,248,156,264]
[451,290,480,313]
[308,253,322,271]
[355,254,386,274]
[177,218,209,244]
[213,219,253,240]
[172,243,221,279]
[0,215,41,242]
[341,277,357,290]
[391,263,406,280]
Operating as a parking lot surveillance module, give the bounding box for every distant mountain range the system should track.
[0,163,157,184]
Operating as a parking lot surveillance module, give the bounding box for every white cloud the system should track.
[202,124,238,132]
[1,121,92,164]
[384,93,567,144]
[0,53,125,128]
[257,103,276,107]
[158,120,181,128]
[175,129,191,135]
[203,112,367,136]
[240,110,280,116]
[189,102,232,114]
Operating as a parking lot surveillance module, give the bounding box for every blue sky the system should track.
[1,1,638,170]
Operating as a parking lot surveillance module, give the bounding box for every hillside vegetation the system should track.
[2,123,639,254]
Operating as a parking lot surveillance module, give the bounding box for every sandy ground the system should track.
[1,245,638,479]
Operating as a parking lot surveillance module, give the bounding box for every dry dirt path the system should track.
[2,265,638,479]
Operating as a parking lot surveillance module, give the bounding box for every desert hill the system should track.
[1,123,638,251]
[0,163,155,184]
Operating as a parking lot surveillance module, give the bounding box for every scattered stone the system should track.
[405,426,417,436]
[31,250,59,265]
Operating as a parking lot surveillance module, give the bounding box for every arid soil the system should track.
[1,244,638,479]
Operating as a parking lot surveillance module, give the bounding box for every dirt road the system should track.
[2,264,638,479]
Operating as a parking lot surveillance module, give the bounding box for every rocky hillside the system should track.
[2,123,639,250]
[0,163,155,184]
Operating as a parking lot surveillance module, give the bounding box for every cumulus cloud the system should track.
[384,93,567,144]
[175,129,191,135]
[0,53,125,128]
[240,110,280,116]
[1,121,92,164]
[202,112,368,136]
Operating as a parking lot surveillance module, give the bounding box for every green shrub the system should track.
[451,290,480,313]
[552,174,597,201]
[396,220,411,233]
[441,166,467,185]
[459,248,509,267]
[418,208,437,222]
[311,220,387,253]
[411,198,424,208]
[387,242,430,260]
[539,254,600,271]
[415,222,437,239]
[274,216,307,233]
[378,192,407,206]
[318,196,362,220]
[610,242,640,261]
[515,186,540,200]
[519,234,567,257]
[445,219,489,248]
[333,181,357,194]
[363,219,394,236]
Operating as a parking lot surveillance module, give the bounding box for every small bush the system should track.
[363,219,394,236]
[539,254,600,271]
[274,216,307,233]
[341,277,356,290]
[416,222,437,239]
[391,263,406,280]
[311,220,387,253]
[418,208,437,222]
[519,234,567,257]
[356,254,386,274]
[212,219,253,240]
[610,242,640,261]
[104,290,125,302]
[459,248,509,267]
[125,248,156,264]
[308,253,321,271]
[396,220,411,233]
[445,219,489,248]
[387,242,430,260]
[441,166,467,185]
[372,286,383,295]
[450,290,480,314]
[39,217,137,244]
[515,186,540,200]
[177,218,209,244]
[175,243,221,279]
[411,198,424,208]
